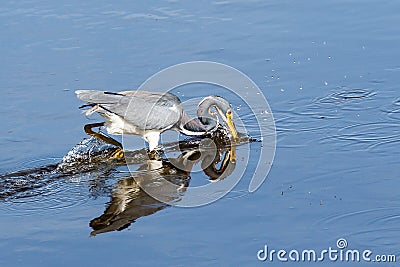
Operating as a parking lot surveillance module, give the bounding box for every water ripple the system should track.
[313,88,378,111]
[316,89,376,103]
[0,158,90,216]
[316,207,400,248]
[320,122,400,151]
[223,189,249,200]
[274,88,378,139]
[381,97,400,121]
[1,180,89,216]
[273,87,399,151]
[316,207,398,226]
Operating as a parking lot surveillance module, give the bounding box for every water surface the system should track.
[1,0,399,266]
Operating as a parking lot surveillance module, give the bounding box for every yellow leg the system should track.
[84,123,122,148]
[84,123,124,159]
[148,149,161,160]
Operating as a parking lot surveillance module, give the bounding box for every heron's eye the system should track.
[209,106,218,115]
[227,109,232,115]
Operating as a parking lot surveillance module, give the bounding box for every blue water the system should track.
[1,0,399,266]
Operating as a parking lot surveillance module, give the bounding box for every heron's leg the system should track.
[148,149,163,160]
[84,123,124,159]
[110,148,124,159]
[84,123,123,148]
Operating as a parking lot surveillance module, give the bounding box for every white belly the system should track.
[103,112,143,135]
[102,112,161,151]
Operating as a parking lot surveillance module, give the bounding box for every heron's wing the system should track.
[118,92,182,131]
[76,90,182,131]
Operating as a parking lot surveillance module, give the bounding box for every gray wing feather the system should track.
[76,90,122,104]
[76,90,182,131]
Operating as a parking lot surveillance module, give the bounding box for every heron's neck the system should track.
[177,112,214,136]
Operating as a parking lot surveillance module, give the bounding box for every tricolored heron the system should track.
[76,90,239,156]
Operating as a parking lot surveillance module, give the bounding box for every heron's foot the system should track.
[148,149,162,160]
[111,148,124,159]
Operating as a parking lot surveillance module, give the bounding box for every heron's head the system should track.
[197,96,239,141]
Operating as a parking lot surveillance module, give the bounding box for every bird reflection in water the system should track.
[89,131,236,236]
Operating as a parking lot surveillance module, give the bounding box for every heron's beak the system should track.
[224,109,239,142]
[225,109,238,163]
[215,108,239,142]
[216,108,238,163]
